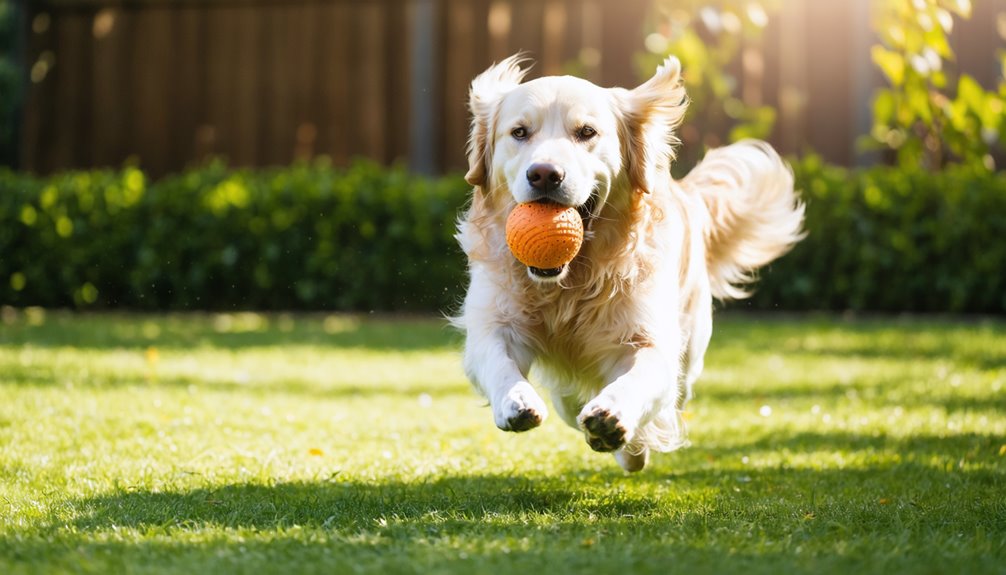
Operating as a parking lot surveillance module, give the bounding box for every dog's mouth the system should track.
[528,265,565,279]
[528,192,598,230]
[576,193,599,231]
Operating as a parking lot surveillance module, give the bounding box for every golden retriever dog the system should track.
[452,55,804,472]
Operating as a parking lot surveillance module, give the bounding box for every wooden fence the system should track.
[16,0,1006,177]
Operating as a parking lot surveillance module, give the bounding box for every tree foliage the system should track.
[869,0,1005,170]
[639,0,779,174]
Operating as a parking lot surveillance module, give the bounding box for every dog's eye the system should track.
[511,127,528,141]
[577,125,597,141]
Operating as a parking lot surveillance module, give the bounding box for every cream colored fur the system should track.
[453,55,804,472]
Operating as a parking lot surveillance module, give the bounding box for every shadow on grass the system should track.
[0,369,472,398]
[56,467,1004,532]
[5,461,1003,573]
[712,313,1006,370]
[697,379,1006,414]
[0,311,459,352]
[695,430,1006,473]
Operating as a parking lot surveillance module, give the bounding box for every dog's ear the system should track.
[615,57,688,193]
[465,55,530,188]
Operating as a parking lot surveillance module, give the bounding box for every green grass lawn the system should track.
[1,309,1004,574]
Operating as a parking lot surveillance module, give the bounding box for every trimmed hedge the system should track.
[749,157,1006,313]
[1,158,1004,313]
[0,161,467,311]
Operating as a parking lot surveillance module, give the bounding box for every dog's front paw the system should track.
[577,397,636,452]
[493,382,548,432]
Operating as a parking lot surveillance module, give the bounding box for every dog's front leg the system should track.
[577,346,679,457]
[463,325,546,432]
[459,273,546,432]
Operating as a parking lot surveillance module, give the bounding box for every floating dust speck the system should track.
[418,393,433,408]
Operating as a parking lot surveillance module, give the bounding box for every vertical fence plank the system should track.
[354,2,386,161]
[487,0,512,62]
[70,10,94,169]
[803,1,854,166]
[441,0,477,171]
[579,0,602,83]
[510,0,544,62]
[263,3,297,166]
[383,0,410,164]
[19,4,40,171]
[314,1,352,165]
[130,7,173,175]
[48,10,91,171]
[540,0,565,76]
[561,0,584,75]
[202,6,236,163]
[776,0,806,157]
[599,0,647,88]
[849,0,880,166]
[229,4,262,167]
[953,0,1006,89]
[90,6,127,169]
[409,0,442,174]
[171,5,203,170]
[290,2,319,163]
[760,12,782,133]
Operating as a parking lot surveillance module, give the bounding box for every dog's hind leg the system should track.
[614,445,649,473]
[681,284,713,402]
[549,390,584,430]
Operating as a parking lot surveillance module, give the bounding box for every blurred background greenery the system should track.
[1,0,1004,313]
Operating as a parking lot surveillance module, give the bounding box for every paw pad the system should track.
[579,409,627,452]
[508,407,543,432]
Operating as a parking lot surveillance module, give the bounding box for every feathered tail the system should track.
[682,140,806,300]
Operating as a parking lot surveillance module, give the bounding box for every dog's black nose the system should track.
[526,163,565,193]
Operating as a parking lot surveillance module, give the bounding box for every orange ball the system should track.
[505,202,584,269]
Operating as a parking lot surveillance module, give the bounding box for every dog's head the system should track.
[465,55,687,282]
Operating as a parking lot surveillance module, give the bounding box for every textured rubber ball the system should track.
[505,202,584,270]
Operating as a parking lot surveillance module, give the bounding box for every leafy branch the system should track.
[869,0,1005,170]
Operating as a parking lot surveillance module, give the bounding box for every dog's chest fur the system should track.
[503,227,671,390]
